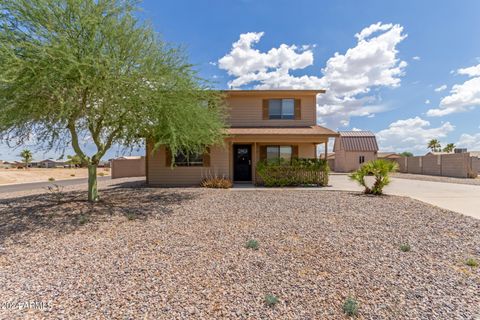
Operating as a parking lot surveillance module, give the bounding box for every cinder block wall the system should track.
[441,153,470,178]
[111,157,146,179]
[471,157,480,175]
[422,155,441,176]
[407,157,422,174]
[394,157,408,172]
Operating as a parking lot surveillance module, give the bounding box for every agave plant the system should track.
[349,159,398,195]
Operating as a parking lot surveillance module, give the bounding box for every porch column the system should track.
[324,139,328,160]
[253,142,257,184]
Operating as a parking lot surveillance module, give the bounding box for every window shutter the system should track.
[259,146,267,161]
[165,147,172,167]
[294,99,301,120]
[262,99,269,120]
[203,147,211,167]
[292,145,299,159]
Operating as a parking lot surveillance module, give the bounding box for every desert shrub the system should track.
[125,212,137,221]
[98,172,105,177]
[70,174,75,177]
[48,177,55,182]
[245,239,259,250]
[466,258,478,267]
[44,184,65,203]
[349,159,398,195]
[256,158,329,187]
[400,243,411,252]
[342,297,359,317]
[264,294,279,307]
[201,171,233,188]
[201,177,233,188]
[78,215,89,225]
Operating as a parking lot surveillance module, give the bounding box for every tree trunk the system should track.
[87,164,99,202]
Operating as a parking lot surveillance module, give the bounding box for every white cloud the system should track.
[218,23,408,127]
[427,64,480,116]
[412,56,421,61]
[434,84,447,92]
[376,116,454,153]
[457,64,480,77]
[209,61,217,66]
[456,133,480,150]
[425,99,430,104]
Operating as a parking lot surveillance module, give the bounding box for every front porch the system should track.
[226,126,337,185]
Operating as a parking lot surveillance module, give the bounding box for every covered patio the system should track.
[226,125,339,184]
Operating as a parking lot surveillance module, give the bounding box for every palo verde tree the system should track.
[0,0,226,201]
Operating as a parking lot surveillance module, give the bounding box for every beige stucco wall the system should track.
[226,95,316,127]
[111,158,146,179]
[334,151,377,172]
[147,144,230,186]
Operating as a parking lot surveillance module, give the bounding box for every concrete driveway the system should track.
[329,174,480,219]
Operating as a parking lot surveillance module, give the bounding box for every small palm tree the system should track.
[442,143,455,153]
[19,149,33,169]
[427,139,441,152]
[349,159,399,195]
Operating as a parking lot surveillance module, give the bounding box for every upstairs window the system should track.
[268,99,294,119]
[266,145,293,163]
[174,151,204,166]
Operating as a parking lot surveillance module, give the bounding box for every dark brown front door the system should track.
[234,144,252,181]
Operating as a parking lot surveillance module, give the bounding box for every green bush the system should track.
[78,215,89,225]
[48,177,55,182]
[466,258,478,267]
[256,158,329,187]
[264,294,279,307]
[400,243,411,252]
[349,159,398,195]
[245,239,259,250]
[342,297,359,317]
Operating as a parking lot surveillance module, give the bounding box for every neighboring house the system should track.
[378,152,401,160]
[333,131,379,172]
[38,159,66,168]
[146,90,339,186]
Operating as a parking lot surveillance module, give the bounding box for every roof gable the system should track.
[335,131,379,152]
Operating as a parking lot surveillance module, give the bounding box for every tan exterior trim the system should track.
[294,99,301,120]
[262,99,268,120]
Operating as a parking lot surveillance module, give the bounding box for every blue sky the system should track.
[2,0,480,160]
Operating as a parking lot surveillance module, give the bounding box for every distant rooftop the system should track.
[335,131,378,152]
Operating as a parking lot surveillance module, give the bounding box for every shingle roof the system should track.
[227,125,338,136]
[336,131,379,152]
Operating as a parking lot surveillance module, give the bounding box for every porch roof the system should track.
[226,125,338,136]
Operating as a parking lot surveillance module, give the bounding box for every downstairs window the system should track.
[266,146,293,163]
[174,151,204,166]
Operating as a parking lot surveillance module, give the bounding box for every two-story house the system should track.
[146,89,338,186]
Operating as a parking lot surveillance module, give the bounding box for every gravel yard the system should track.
[0,184,479,319]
